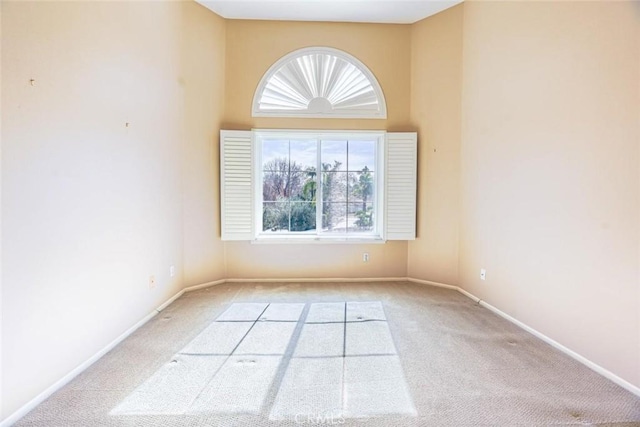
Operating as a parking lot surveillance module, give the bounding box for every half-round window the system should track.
[252,47,387,119]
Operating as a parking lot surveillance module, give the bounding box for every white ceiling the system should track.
[195,0,463,24]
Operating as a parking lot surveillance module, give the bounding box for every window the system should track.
[257,131,383,240]
[220,130,417,243]
[252,47,387,119]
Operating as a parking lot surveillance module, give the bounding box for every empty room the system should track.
[1,0,639,425]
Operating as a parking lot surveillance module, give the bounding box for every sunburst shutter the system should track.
[385,132,417,240]
[253,47,387,119]
[220,130,254,241]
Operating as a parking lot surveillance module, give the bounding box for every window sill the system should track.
[251,236,386,245]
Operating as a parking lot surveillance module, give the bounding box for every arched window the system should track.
[252,47,387,119]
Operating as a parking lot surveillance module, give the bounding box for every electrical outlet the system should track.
[363,253,370,263]
[170,265,175,277]
[480,269,486,281]
[149,275,156,289]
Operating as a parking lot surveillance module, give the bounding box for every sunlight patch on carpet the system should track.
[110,301,415,420]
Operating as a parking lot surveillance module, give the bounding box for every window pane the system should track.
[297,169,318,202]
[322,202,347,233]
[263,202,289,232]
[263,139,289,170]
[257,132,381,238]
[321,140,347,171]
[348,140,376,172]
[263,170,289,201]
[290,202,316,232]
[348,202,375,233]
[322,171,347,202]
[284,170,305,201]
[348,170,375,205]
[290,139,317,171]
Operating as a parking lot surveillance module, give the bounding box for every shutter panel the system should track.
[385,132,417,240]
[220,130,254,240]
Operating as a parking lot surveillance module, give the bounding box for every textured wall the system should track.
[407,5,463,286]
[1,0,227,416]
[181,5,227,287]
[458,0,640,387]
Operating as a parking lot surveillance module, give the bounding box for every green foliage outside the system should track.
[262,158,374,233]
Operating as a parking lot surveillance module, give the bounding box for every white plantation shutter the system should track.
[253,48,387,119]
[220,130,254,240]
[385,132,417,240]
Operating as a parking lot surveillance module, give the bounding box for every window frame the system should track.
[253,129,386,243]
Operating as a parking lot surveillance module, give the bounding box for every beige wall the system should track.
[223,20,413,279]
[407,5,462,286]
[224,20,412,132]
[0,0,3,417]
[181,5,226,286]
[225,242,407,279]
[458,1,640,386]
[1,0,226,417]
[3,0,640,422]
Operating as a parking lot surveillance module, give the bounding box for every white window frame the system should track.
[254,129,385,243]
[220,129,416,243]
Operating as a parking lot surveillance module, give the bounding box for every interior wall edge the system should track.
[4,274,638,427]
[0,290,180,427]
[406,3,463,287]
[407,278,640,397]
[476,297,640,398]
[0,277,228,427]
[224,277,409,283]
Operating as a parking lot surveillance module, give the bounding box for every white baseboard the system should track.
[155,290,185,312]
[183,279,227,292]
[476,297,640,397]
[0,277,229,426]
[3,276,638,426]
[406,277,458,290]
[0,275,400,425]
[225,277,408,283]
[407,277,640,398]
[0,289,180,427]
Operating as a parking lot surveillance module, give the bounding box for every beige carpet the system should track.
[15,281,640,426]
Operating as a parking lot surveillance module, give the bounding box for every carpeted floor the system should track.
[15,281,640,426]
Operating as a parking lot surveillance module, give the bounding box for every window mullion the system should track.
[288,139,292,233]
[316,138,322,237]
[346,139,349,236]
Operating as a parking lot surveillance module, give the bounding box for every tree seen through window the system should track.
[262,138,376,235]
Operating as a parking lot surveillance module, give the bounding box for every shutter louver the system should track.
[220,130,254,241]
[385,132,417,240]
